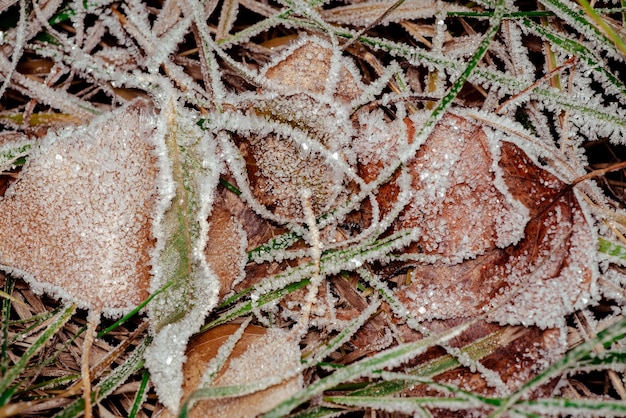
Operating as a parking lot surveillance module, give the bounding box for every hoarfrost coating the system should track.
[0,99,162,316]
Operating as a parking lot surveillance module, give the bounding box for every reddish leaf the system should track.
[397,113,528,262]
[391,118,596,328]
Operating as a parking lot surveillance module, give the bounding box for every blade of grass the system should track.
[489,316,626,417]
[577,0,626,55]
[540,0,624,59]
[262,320,474,418]
[1,277,15,377]
[350,327,527,397]
[0,304,76,405]
[128,370,150,418]
[522,18,626,97]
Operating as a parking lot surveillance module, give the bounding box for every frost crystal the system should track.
[0,99,162,316]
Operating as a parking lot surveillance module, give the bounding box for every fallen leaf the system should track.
[390,117,597,328]
[262,36,363,103]
[232,36,364,220]
[205,200,248,300]
[397,113,529,263]
[175,324,302,418]
[0,99,161,316]
[491,141,597,327]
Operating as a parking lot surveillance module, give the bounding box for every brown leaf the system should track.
[391,118,596,328]
[234,37,366,220]
[397,113,528,262]
[177,324,302,418]
[0,100,160,315]
[491,141,596,327]
[236,113,349,220]
[263,37,363,103]
[205,194,248,300]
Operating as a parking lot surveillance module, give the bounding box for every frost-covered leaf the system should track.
[144,99,221,412]
[261,36,364,103]
[176,324,302,418]
[205,200,248,300]
[226,37,366,221]
[392,124,597,328]
[396,113,529,263]
[492,141,597,326]
[233,105,352,220]
[0,99,162,316]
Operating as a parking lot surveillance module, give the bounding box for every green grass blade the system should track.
[0,303,75,405]
[286,406,345,418]
[202,279,310,331]
[128,370,150,418]
[306,28,625,131]
[52,337,149,418]
[1,277,14,377]
[578,0,626,55]
[262,320,473,418]
[208,229,416,329]
[351,327,524,397]
[514,396,626,415]
[324,395,474,413]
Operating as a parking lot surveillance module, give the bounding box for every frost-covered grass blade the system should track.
[144,100,221,412]
[263,321,472,418]
[0,304,75,406]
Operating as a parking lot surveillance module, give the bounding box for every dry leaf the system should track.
[262,36,363,103]
[234,37,364,220]
[397,113,528,263]
[390,116,597,328]
[205,199,248,300]
[0,99,160,316]
[177,324,302,418]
